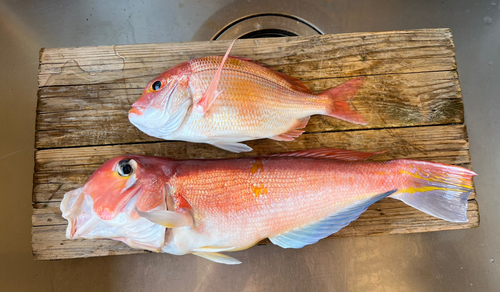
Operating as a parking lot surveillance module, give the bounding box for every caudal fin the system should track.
[318,76,367,125]
[390,160,476,222]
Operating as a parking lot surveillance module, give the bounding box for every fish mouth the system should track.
[60,187,98,239]
[128,110,158,138]
[60,187,167,251]
[129,106,145,116]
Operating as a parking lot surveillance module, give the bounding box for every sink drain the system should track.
[212,13,323,40]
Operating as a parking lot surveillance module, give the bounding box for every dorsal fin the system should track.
[229,56,254,62]
[191,55,312,94]
[264,69,311,94]
[233,58,312,94]
[226,55,311,93]
[265,148,384,161]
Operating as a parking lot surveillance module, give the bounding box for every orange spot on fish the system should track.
[252,182,267,197]
[250,159,264,174]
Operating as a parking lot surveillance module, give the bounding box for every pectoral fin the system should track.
[195,40,236,114]
[192,251,242,265]
[212,141,253,153]
[135,207,193,228]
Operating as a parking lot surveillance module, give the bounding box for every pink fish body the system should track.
[129,42,367,152]
[61,149,475,264]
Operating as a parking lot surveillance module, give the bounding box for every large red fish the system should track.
[128,41,367,152]
[60,149,475,264]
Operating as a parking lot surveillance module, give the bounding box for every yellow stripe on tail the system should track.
[391,160,476,223]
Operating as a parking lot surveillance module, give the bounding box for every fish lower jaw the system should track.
[68,216,100,239]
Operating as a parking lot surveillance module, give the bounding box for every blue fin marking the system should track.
[269,190,397,249]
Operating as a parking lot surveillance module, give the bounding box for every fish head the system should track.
[60,155,174,251]
[129,62,193,139]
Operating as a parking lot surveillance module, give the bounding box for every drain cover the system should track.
[212,13,323,40]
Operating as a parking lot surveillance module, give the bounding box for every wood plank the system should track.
[32,225,146,260]
[32,199,479,260]
[33,125,471,203]
[38,29,455,87]
[35,70,463,148]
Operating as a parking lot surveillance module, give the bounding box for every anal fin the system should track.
[269,190,397,249]
[270,117,309,141]
[192,251,242,265]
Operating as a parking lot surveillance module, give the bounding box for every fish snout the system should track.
[129,105,145,116]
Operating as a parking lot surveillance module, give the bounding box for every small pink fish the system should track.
[61,149,475,264]
[129,41,367,152]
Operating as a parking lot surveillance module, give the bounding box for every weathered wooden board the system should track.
[32,28,479,260]
[36,71,464,148]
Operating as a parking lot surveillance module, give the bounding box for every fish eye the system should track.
[117,159,137,177]
[152,80,162,91]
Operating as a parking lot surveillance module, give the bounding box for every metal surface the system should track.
[0,0,498,291]
[213,14,322,40]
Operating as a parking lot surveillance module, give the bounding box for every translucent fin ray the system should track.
[269,190,397,249]
[192,251,242,265]
[135,207,193,228]
[270,117,310,141]
[390,160,476,222]
[265,148,383,161]
[195,40,236,114]
[319,76,367,125]
[212,141,253,153]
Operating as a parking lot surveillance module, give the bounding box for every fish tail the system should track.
[390,160,477,222]
[318,76,367,125]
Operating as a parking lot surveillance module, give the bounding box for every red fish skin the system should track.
[167,157,406,248]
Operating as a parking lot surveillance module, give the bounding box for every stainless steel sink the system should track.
[0,0,499,291]
[212,13,323,40]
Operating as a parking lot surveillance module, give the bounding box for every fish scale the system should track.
[170,158,405,247]
[184,58,321,136]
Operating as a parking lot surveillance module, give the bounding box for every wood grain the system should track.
[36,70,463,148]
[38,29,455,87]
[33,124,471,203]
[33,28,479,261]
[32,199,479,260]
